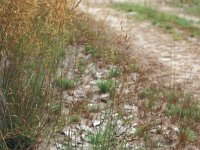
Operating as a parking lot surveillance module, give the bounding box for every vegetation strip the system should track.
[111,2,200,38]
[169,0,200,17]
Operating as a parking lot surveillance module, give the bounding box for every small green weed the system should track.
[97,79,117,94]
[65,33,74,45]
[135,124,150,138]
[85,44,99,57]
[122,118,132,126]
[87,120,126,149]
[69,114,81,124]
[179,128,196,142]
[87,104,100,113]
[59,49,66,59]
[56,78,75,90]
[49,102,60,113]
[109,67,120,78]
[139,88,158,109]
[77,58,86,74]
[139,88,158,99]
[164,92,200,121]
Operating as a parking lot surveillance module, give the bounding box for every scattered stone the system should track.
[124,105,138,113]
[80,125,92,132]
[85,85,91,90]
[131,72,140,81]
[118,126,127,135]
[64,95,74,102]
[117,120,123,126]
[82,75,91,83]
[96,71,104,79]
[61,130,72,137]
[99,93,109,103]
[124,105,132,110]
[127,114,133,119]
[86,63,95,74]
[150,128,157,133]
[113,113,119,117]
[124,89,130,94]
[50,145,57,150]
[55,143,63,149]
[128,127,136,135]
[87,103,100,112]
[89,80,97,85]
[63,91,69,100]
[74,89,85,98]
[171,125,179,133]
[92,120,101,127]
[132,123,138,127]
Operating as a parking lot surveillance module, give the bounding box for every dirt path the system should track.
[79,0,200,93]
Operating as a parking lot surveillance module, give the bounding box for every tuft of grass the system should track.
[135,124,150,138]
[56,78,75,90]
[77,58,86,74]
[87,119,126,149]
[163,91,200,143]
[85,44,99,57]
[86,104,100,113]
[111,2,200,38]
[139,88,159,109]
[179,128,196,142]
[139,88,158,99]
[164,92,200,121]
[109,68,120,78]
[69,114,81,124]
[97,79,117,94]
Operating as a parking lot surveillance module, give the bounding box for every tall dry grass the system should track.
[0,0,82,149]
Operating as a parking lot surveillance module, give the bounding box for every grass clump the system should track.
[87,103,100,113]
[179,128,196,142]
[87,119,126,150]
[135,124,150,138]
[77,58,86,74]
[85,44,99,57]
[97,79,117,94]
[69,114,81,124]
[139,88,158,99]
[112,2,200,38]
[109,68,120,78]
[164,92,200,121]
[163,91,200,143]
[56,78,75,90]
[139,88,159,109]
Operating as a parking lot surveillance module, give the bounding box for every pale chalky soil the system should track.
[79,0,200,93]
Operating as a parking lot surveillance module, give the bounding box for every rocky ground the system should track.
[79,0,200,93]
[46,45,181,150]
[41,0,200,149]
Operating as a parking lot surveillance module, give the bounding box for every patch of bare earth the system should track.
[79,0,200,93]
[42,0,200,149]
[73,0,200,149]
